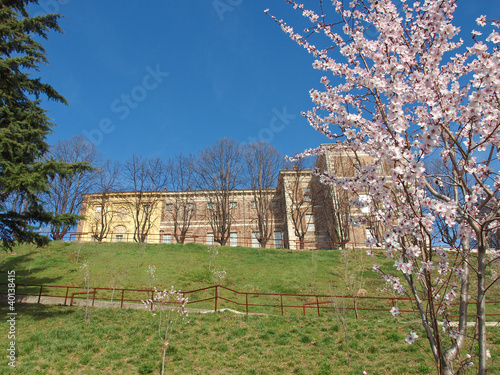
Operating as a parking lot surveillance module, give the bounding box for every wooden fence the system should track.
[1,283,499,319]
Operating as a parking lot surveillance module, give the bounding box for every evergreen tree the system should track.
[0,0,88,249]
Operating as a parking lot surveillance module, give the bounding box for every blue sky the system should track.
[33,0,500,162]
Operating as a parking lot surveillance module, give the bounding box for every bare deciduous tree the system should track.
[283,160,314,250]
[196,138,243,246]
[165,153,196,244]
[123,155,168,243]
[311,173,350,249]
[46,135,99,240]
[86,159,122,242]
[244,142,283,249]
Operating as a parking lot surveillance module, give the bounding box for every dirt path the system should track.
[0,293,267,316]
[2,294,498,324]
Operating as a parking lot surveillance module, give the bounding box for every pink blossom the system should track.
[421,261,434,272]
[486,31,500,44]
[405,331,419,344]
[344,128,356,139]
[454,267,466,279]
[449,329,460,340]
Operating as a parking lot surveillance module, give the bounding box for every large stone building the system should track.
[76,145,381,249]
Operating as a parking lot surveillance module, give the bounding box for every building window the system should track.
[143,205,150,214]
[230,232,238,247]
[113,225,127,242]
[94,206,102,220]
[165,203,173,210]
[230,202,237,209]
[207,203,214,210]
[303,188,311,201]
[274,231,283,249]
[163,234,172,244]
[207,233,214,245]
[250,201,257,209]
[252,232,260,248]
[272,200,280,210]
[187,203,195,211]
[306,214,315,232]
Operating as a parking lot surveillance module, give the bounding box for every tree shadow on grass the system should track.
[0,267,64,290]
[0,252,65,286]
[0,302,77,321]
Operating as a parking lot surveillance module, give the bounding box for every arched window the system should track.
[113,225,127,242]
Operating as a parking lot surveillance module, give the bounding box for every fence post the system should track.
[316,296,320,317]
[215,286,218,312]
[246,293,248,315]
[64,287,69,306]
[92,288,96,307]
[38,285,43,304]
[121,289,125,309]
[280,295,284,315]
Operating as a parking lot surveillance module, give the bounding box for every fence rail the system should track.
[1,283,499,319]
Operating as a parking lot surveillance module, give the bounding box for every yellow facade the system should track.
[77,144,384,249]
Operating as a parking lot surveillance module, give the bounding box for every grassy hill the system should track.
[0,241,387,296]
[1,242,499,374]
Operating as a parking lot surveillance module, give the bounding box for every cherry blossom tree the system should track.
[268,1,500,374]
[142,287,189,375]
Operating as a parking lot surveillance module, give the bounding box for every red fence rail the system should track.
[1,283,499,319]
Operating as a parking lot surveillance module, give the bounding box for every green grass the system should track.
[1,242,499,374]
[2,303,498,375]
[2,242,498,316]
[0,241,388,296]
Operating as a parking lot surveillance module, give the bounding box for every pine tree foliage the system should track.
[0,0,88,249]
